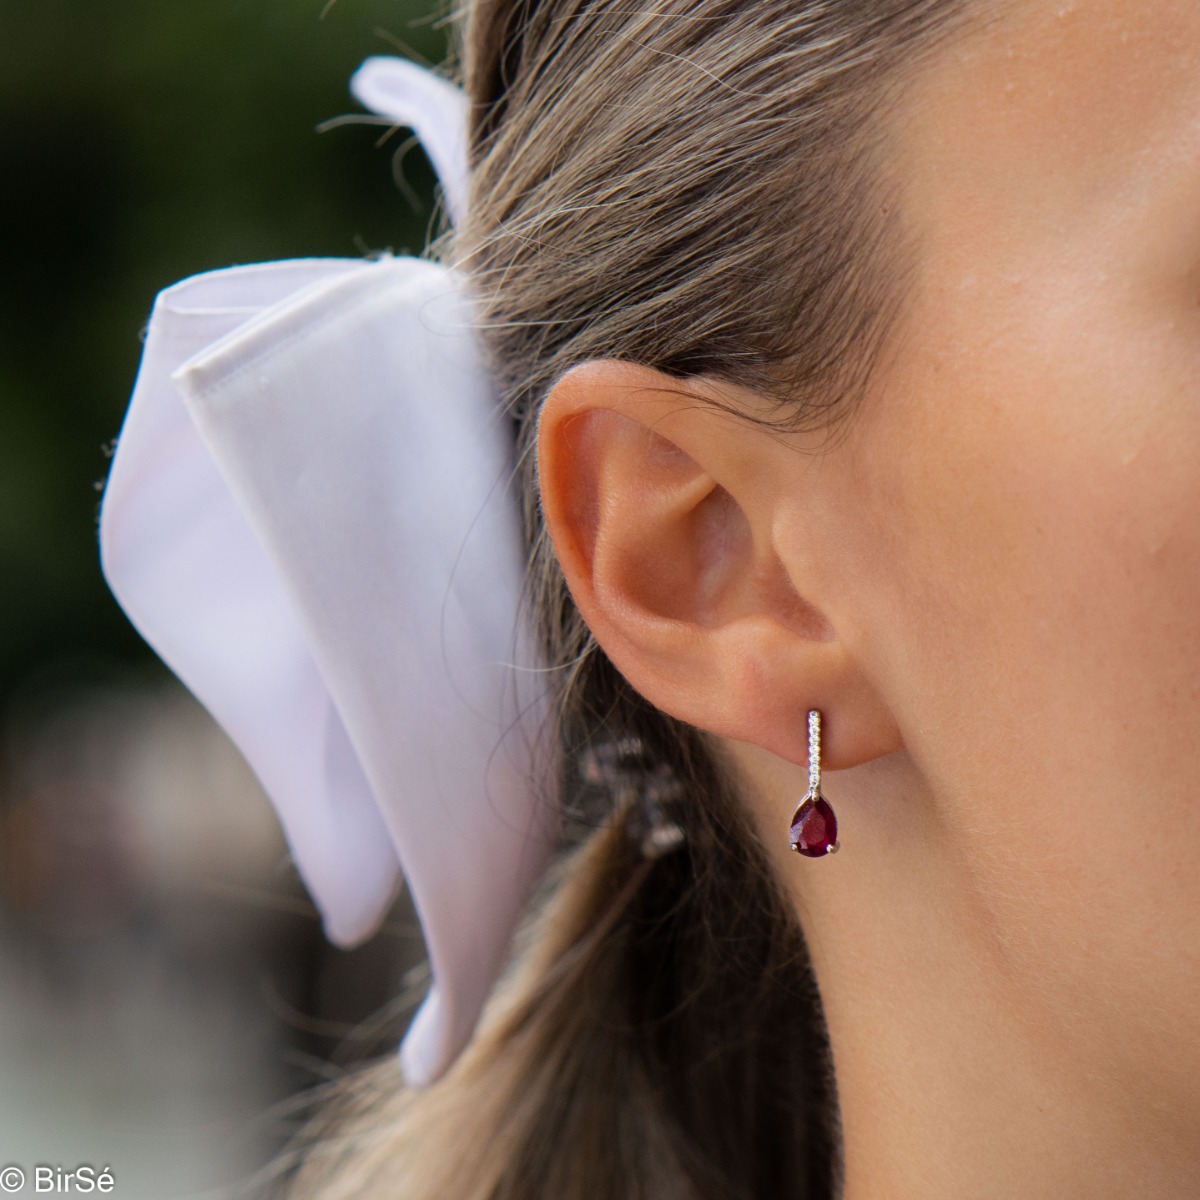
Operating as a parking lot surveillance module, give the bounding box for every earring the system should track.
[788,709,839,857]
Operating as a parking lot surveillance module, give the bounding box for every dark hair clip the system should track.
[578,738,686,859]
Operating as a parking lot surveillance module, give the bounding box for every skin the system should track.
[536,1,1200,1197]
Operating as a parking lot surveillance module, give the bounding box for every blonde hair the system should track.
[278,2,972,1196]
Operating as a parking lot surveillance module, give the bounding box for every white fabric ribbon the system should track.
[350,57,469,228]
[99,61,559,1086]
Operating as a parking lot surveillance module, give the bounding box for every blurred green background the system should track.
[0,3,446,1195]
[0,0,444,705]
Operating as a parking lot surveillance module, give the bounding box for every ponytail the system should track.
[281,701,838,1199]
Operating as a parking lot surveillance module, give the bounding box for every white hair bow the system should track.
[99,59,559,1087]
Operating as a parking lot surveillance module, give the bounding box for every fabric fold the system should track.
[100,255,559,1085]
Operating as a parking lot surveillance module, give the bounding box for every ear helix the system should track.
[788,709,840,857]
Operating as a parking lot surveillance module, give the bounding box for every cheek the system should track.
[847,270,1200,1087]
[896,286,1200,704]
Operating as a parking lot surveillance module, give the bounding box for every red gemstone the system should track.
[789,794,838,857]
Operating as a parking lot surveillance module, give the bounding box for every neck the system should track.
[730,742,1199,1200]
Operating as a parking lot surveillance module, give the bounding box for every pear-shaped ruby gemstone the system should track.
[789,795,838,857]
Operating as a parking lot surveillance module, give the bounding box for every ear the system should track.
[536,359,901,772]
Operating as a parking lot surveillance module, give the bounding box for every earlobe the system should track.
[537,359,901,773]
